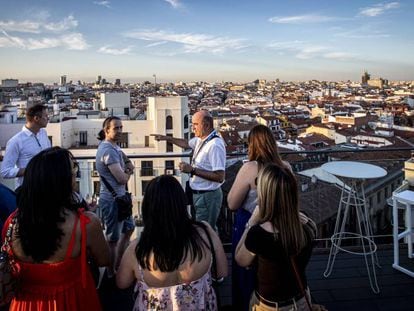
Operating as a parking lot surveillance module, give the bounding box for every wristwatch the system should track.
[190,167,196,177]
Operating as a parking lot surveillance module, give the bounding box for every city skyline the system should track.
[1,0,414,83]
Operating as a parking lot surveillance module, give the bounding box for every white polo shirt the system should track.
[0,126,51,188]
[189,131,226,191]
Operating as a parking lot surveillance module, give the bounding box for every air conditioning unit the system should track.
[165,169,174,175]
[91,170,99,177]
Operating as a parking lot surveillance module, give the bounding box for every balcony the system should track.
[4,146,414,309]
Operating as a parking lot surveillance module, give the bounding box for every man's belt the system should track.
[192,189,215,194]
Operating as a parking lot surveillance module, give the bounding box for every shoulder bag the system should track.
[100,175,132,221]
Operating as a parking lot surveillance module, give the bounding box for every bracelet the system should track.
[190,167,196,176]
[245,222,252,230]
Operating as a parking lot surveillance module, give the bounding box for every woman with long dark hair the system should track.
[116,175,227,310]
[2,147,110,310]
[227,124,289,310]
[235,164,317,310]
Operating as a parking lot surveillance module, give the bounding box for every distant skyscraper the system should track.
[60,75,67,86]
[97,75,102,85]
[361,71,370,85]
[115,79,121,86]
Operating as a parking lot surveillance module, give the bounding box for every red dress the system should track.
[2,210,102,311]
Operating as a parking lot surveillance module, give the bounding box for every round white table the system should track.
[321,161,387,294]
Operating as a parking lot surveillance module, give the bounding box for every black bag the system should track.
[115,192,133,221]
[100,176,133,221]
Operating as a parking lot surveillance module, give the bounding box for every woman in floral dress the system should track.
[116,175,227,310]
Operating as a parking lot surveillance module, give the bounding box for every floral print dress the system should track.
[133,266,217,311]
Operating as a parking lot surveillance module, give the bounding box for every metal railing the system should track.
[65,146,413,247]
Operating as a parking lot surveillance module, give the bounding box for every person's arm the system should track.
[86,212,111,267]
[227,162,257,210]
[151,134,190,149]
[116,239,140,289]
[121,151,135,174]
[0,139,23,179]
[203,222,228,278]
[179,162,224,183]
[108,162,132,185]
[235,206,260,267]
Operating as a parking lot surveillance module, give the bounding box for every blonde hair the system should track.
[257,163,305,255]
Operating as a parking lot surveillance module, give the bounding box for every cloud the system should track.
[268,40,357,61]
[145,41,168,48]
[0,15,78,33]
[43,15,78,32]
[123,29,247,54]
[268,14,336,24]
[359,2,400,17]
[0,20,41,33]
[164,0,182,9]
[93,1,111,9]
[0,30,89,50]
[323,52,357,60]
[98,45,132,55]
[334,25,390,39]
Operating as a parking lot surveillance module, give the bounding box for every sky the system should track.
[0,0,413,83]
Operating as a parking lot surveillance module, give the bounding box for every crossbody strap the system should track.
[191,132,219,166]
[100,175,118,198]
[290,256,312,311]
[199,223,218,279]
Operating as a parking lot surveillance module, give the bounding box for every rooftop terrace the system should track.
[2,146,414,310]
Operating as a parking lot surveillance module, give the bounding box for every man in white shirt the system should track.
[1,104,51,188]
[152,110,226,230]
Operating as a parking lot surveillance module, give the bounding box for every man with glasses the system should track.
[1,104,51,189]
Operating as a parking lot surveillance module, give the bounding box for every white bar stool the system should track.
[392,189,414,277]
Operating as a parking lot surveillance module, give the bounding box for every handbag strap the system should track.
[191,132,219,166]
[1,216,16,254]
[100,175,118,198]
[290,256,312,311]
[199,223,218,280]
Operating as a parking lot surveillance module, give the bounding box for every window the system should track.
[141,161,153,176]
[184,115,189,129]
[117,132,128,148]
[142,180,150,195]
[145,135,149,147]
[93,181,100,196]
[166,115,173,130]
[79,131,87,146]
[167,134,173,152]
[165,160,175,175]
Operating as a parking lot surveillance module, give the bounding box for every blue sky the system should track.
[0,0,413,83]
